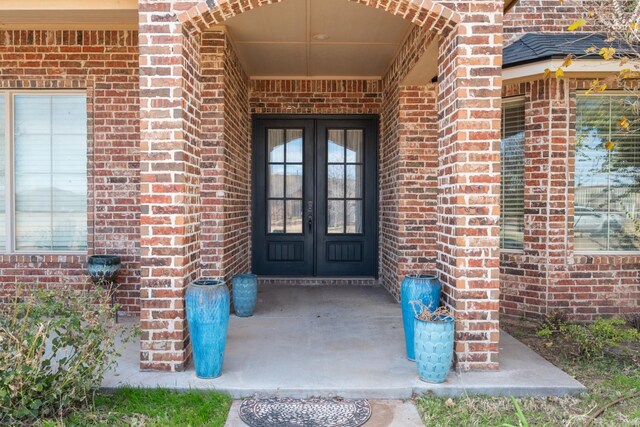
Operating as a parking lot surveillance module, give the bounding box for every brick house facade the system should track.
[0,0,638,373]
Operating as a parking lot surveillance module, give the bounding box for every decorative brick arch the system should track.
[178,0,460,34]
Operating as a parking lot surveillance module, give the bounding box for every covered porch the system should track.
[140,0,505,373]
[107,285,585,397]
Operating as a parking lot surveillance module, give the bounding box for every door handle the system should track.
[307,201,313,232]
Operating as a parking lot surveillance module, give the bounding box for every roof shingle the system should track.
[503,33,637,68]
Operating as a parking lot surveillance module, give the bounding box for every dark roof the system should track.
[503,33,637,68]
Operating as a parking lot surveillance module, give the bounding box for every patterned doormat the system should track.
[239,397,372,427]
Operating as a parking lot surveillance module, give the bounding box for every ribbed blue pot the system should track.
[185,279,230,379]
[232,274,258,317]
[401,274,441,361]
[414,314,454,383]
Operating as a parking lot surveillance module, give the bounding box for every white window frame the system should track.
[2,90,88,255]
[500,95,526,253]
[574,90,640,255]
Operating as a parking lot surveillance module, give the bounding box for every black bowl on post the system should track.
[88,255,122,322]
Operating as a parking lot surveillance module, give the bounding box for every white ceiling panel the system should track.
[235,43,308,76]
[309,43,399,76]
[225,0,307,43]
[309,0,410,44]
[224,0,414,78]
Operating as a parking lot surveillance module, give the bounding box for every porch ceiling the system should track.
[222,0,413,79]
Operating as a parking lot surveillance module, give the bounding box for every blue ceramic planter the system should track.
[401,274,441,361]
[87,255,121,283]
[185,279,230,378]
[232,274,258,317]
[414,314,455,383]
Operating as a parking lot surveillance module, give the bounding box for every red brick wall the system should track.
[200,29,251,282]
[200,31,224,279]
[396,85,439,283]
[380,74,402,297]
[500,79,640,320]
[249,80,383,115]
[504,0,592,44]
[0,30,140,313]
[221,33,252,282]
[380,26,439,301]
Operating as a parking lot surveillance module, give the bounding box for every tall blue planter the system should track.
[232,274,258,317]
[401,274,441,361]
[185,279,230,378]
[414,314,455,383]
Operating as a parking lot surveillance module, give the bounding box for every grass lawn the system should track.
[44,388,232,427]
[416,316,640,426]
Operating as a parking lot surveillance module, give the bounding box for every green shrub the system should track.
[624,313,640,332]
[565,318,640,359]
[536,311,568,341]
[0,284,126,425]
[537,316,640,360]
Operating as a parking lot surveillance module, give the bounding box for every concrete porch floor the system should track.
[104,285,585,398]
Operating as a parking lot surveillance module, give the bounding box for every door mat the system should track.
[239,397,371,427]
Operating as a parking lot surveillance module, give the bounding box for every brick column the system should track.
[139,0,203,372]
[528,78,572,314]
[436,1,503,371]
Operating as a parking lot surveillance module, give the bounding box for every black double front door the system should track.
[252,117,378,277]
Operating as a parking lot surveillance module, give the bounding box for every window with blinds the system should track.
[501,98,525,250]
[575,95,639,251]
[0,92,87,252]
[0,95,5,251]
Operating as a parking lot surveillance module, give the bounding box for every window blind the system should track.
[575,95,639,251]
[501,98,525,250]
[13,95,87,251]
[0,96,5,251]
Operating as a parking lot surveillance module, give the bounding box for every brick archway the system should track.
[178,0,460,34]
[140,0,504,373]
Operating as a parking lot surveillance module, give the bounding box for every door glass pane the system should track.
[327,200,344,234]
[286,200,303,233]
[346,200,362,233]
[286,129,303,163]
[346,130,363,163]
[286,165,303,198]
[326,128,365,235]
[269,165,285,198]
[327,165,344,198]
[268,200,285,233]
[346,165,362,198]
[268,129,285,162]
[328,130,345,163]
[266,127,304,234]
